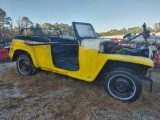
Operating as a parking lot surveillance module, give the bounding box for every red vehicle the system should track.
[154,50,160,67]
[0,46,10,62]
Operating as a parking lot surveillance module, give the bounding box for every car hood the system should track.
[81,39,110,50]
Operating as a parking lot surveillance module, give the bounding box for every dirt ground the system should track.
[0,62,160,120]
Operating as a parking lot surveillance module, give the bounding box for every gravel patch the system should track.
[0,62,16,73]
[0,83,72,119]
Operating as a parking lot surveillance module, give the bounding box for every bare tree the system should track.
[16,17,22,33]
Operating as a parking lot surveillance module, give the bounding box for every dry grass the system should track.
[0,64,160,120]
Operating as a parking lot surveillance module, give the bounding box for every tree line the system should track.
[0,8,160,41]
[0,8,73,41]
[98,24,160,36]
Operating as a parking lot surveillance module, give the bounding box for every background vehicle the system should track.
[122,24,160,60]
[9,22,154,102]
[0,46,10,62]
[0,39,12,52]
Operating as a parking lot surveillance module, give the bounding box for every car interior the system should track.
[14,34,79,71]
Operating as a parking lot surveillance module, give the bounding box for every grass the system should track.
[0,66,160,120]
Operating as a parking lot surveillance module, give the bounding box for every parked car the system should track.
[0,46,10,62]
[9,22,154,103]
[123,33,160,59]
[0,39,12,52]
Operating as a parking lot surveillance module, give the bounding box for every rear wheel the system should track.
[17,54,37,76]
[104,69,142,103]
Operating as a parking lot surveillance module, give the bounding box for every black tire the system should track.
[104,69,142,103]
[17,54,37,76]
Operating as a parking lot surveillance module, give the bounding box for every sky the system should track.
[0,0,160,32]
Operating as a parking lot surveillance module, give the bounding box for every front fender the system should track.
[98,54,154,67]
[91,54,154,81]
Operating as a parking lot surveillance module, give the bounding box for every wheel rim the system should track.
[18,58,30,75]
[114,78,132,94]
[108,74,136,100]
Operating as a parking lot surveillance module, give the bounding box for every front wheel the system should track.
[104,69,142,103]
[17,54,37,76]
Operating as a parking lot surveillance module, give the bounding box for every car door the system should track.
[72,22,99,77]
[24,36,79,71]
[50,37,79,71]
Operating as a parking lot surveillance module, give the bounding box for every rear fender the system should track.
[11,44,39,68]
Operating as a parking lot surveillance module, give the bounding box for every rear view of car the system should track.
[0,46,10,62]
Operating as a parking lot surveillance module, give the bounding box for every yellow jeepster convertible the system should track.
[9,22,154,102]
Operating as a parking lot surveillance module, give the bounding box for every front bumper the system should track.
[139,68,153,92]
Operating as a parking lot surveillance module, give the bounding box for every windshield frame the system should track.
[72,22,98,43]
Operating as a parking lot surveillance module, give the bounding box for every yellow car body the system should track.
[9,22,154,102]
[9,39,154,82]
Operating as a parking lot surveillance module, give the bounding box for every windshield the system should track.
[75,24,96,38]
